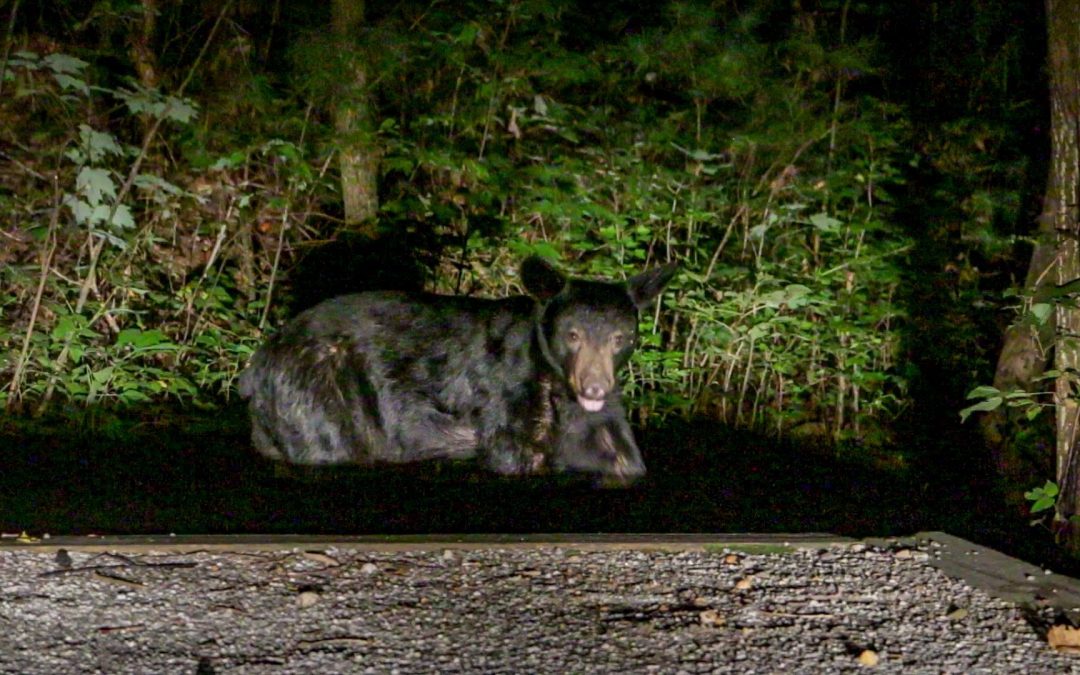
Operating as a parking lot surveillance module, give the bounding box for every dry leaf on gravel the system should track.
[1047,625,1080,654]
[858,649,879,666]
[302,551,340,567]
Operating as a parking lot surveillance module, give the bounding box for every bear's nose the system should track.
[583,384,606,400]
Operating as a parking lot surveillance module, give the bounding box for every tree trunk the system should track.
[130,0,160,143]
[332,0,379,233]
[1047,0,1080,519]
[982,187,1061,506]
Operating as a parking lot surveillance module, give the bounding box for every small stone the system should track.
[723,554,740,565]
[699,609,725,627]
[297,591,319,608]
[55,549,72,569]
[894,549,913,560]
[361,562,380,575]
[858,649,879,667]
[734,577,753,590]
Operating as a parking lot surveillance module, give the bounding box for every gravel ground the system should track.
[1,543,1077,674]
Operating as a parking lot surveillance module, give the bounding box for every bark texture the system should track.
[1047,0,1080,518]
[332,0,379,233]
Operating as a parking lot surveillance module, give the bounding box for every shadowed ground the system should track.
[0,408,1067,575]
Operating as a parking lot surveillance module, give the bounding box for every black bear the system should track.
[238,256,677,483]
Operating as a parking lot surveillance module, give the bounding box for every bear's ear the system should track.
[521,256,567,300]
[627,261,678,310]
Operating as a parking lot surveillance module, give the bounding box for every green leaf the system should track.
[133,329,168,348]
[1030,496,1055,514]
[134,174,184,196]
[119,390,151,404]
[161,95,199,123]
[52,73,89,94]
[51,316,76,340]
[42,53,89,75]
[115,328,142,347]
[91,367,114,384]
[455,22,479,45]
[64,196,94,226]
[958,396,1002,422]
[108,204,135,230]
[810,213,842,232]
[1031,303,1053,325]
[77,125,124,162]
[76,167,117,205]
[965,385,1000,400]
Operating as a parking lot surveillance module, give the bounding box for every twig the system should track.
[40,561,198,577]
[7,178,61,406]
[0,0,20,100]
[260,205,290,330]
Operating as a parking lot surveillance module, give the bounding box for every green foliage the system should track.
[1023,480,1080,542]
[368,0,910,441]
[959,383,1051,424]
[1026,480,1059,515]
[0,43,282,409]
[3,1,913,448]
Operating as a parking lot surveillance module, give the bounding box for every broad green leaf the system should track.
[958,396,1002,422]
[78,125,124,161]
[115,328,142,347]
[119,390,151,404]
[161,96,198,123]
[53,73,89,94]
[810,213,842,232]
[1030,496,1055,513]
[52,316,76,340]
[42,53,89,75]
[108,204,135,230]
[134,174,184,196]
[132,329,168,348]
[965,385,1000,399]
[76,167,117,205]
[64,196,94,225]
[91,367,114,384]
[1031,303,1053,325]
[455,22,479,45]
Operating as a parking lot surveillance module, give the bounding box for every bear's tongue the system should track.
[578,397,605,412]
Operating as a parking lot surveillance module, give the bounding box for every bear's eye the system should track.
[567,329,581,344]
[611,333,625,348]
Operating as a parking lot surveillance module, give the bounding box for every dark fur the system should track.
[239,257,677,482]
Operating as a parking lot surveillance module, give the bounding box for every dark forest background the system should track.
[1,0,1071,567]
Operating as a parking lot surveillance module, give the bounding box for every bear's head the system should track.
[523,255,677,413]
